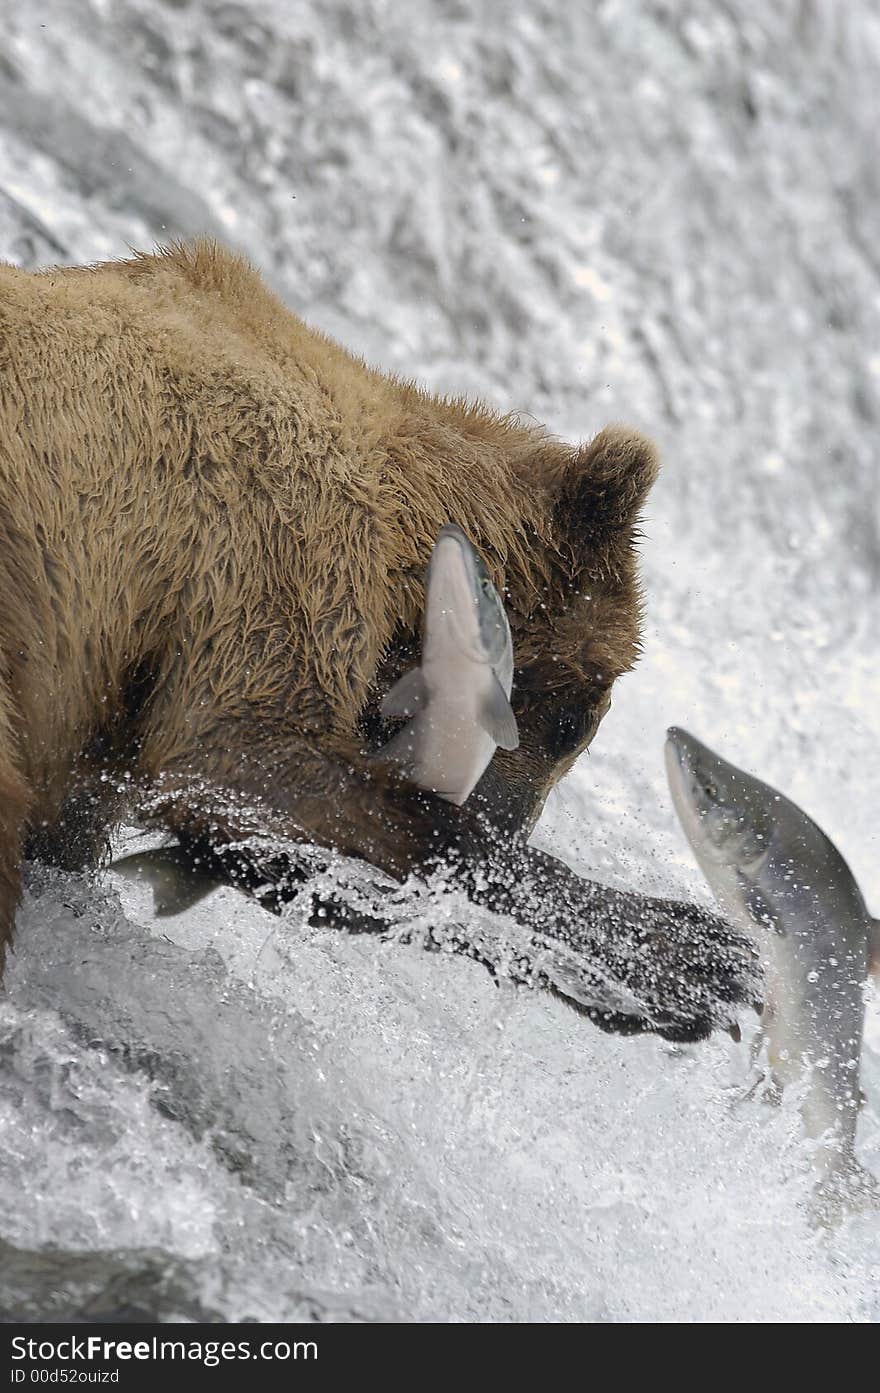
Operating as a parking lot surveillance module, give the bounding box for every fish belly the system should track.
[763,943,863,1172]
[409,691,496,805]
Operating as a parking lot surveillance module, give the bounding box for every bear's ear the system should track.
[553,425,659,569]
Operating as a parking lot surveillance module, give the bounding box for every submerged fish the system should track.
[377,523,519,804]
[110,846,223,917]
[665,726,879,1192]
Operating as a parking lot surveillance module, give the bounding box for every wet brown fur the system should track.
[0,239,657,968]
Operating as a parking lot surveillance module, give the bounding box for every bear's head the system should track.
[363,418,658,839]
[472,424,659,836]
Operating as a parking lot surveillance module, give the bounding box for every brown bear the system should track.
[0,240,757,1039]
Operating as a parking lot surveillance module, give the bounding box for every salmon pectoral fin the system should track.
[373,718,420,778]
[479,675,519,751]
[380,668,427,720]
[736,872,783,936]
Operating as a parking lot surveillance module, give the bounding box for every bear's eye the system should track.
[548,706,590,759]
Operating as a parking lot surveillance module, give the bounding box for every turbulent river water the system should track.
[0,0,878,1320]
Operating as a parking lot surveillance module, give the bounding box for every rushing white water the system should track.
[1,0,878,1320]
